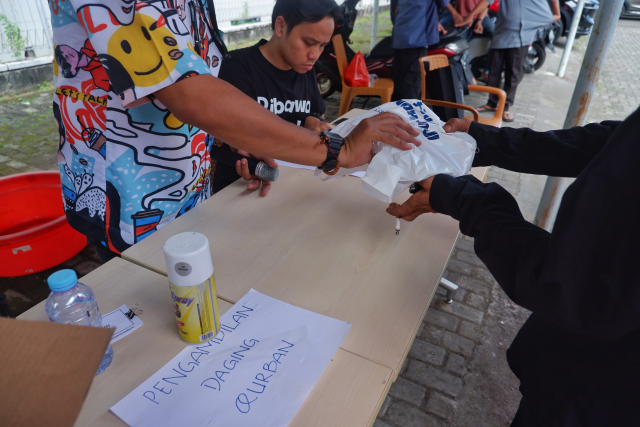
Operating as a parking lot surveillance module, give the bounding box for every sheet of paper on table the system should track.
[276,160,366,177]
[111,289,351,427]
[101,304,144,344]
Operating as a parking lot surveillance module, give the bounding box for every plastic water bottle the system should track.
[45,269,113,375]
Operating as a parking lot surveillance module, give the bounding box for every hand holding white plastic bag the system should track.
[317,100,476,203]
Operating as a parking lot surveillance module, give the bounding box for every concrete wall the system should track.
[0,3,390,96]
[0,62,52,96]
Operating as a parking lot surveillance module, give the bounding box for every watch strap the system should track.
[319,131,344,173]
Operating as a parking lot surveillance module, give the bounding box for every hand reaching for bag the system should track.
[339,112,421,169]
[442,118,473,134]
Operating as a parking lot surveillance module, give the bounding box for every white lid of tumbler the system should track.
[163,232,214,287]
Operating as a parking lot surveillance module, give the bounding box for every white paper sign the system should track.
[111,290,351,427]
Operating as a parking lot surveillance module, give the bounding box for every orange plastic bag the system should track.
[345,51,370,87]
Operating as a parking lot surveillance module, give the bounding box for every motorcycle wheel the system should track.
[553,16,566,41]
[530,42,546,72]
[317,71,336,98]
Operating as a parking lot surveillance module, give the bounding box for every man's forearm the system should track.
[469,120,619,177]
[549,0,561,21]
[465,0,489,18]
[156,74,327,166]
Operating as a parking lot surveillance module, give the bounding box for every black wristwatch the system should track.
[319,131,345,174]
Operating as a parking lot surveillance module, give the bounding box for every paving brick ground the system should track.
[2,18,639,426]
[0,90,58,176]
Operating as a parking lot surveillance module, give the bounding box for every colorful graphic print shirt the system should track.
[49,0,221,254]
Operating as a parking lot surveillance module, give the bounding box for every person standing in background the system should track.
[476,0,560,122]
[391,0,449,100]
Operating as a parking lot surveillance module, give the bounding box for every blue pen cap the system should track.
[47,269,78,292]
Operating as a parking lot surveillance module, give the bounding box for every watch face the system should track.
[322,131,341,140]
[324,132,344,146]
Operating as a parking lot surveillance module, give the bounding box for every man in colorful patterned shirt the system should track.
[49,0,420,262]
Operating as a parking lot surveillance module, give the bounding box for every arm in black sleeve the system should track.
[469,120,621,177]
[431,174,551,309]
[432,110,640,340]
[431,163,640,340]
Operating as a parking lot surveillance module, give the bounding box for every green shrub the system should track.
[0,14,26,59]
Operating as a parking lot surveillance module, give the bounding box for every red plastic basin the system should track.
[0,171,87,277]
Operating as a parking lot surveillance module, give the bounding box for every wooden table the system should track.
[18,258,395,427]
[122,162,486,378]
[20,107,486,426]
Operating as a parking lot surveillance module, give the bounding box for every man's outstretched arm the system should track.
[443,118,621,178]
[155,74,421,169]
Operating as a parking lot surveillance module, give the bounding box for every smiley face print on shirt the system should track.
[105,13,184,89]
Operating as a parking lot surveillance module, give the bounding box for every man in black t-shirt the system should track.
[214,0,341,195]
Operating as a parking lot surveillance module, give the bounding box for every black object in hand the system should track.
[409,183,423,194]
[209,144,279,181]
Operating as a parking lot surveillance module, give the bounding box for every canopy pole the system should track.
[534,0,625,230]
[557,0,585,78]
[370,0,379,51]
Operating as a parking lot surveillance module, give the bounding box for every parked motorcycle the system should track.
[315,0,473,98]
[554,0,599,41]
[522,24,556,74]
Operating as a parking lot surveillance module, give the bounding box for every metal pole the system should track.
[370,0,379,51]
[35,0,54,51]
[534,0,625,230]
[557,0,585,78]
[533,177,565,230]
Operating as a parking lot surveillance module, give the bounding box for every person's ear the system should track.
[274,16,287,38]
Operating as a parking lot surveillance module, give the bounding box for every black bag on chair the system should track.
[423,61,466,121]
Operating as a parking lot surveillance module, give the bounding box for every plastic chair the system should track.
[333,34,394,117]
[418,54,503,304]
[419,54,507,127]
[421,99,480,122]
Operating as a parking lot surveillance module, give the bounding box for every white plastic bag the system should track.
[316,100,476,203]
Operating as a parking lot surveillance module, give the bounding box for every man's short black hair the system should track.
[271,0,341,34]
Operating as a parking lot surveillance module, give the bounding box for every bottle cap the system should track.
[163,232,214,287]
[47,269,78,292]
